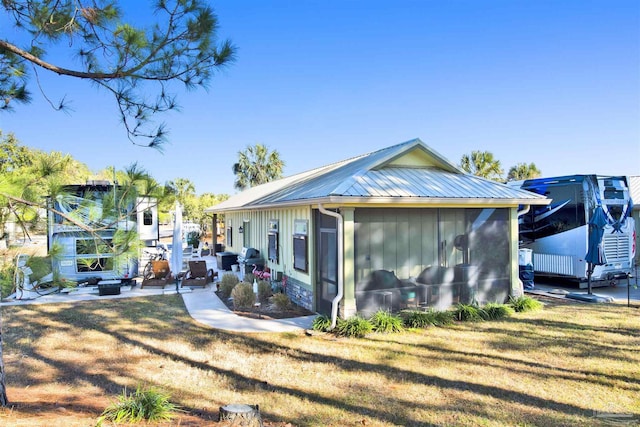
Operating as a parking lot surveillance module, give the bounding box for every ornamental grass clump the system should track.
[312,314,332,332]
[257,280,272,302]
[483,302,515,319]
[272,292,292,310]
[509,295,544,313]
[402,309,454,328]
[99,386,181,423]
[231,282,255,309]
[335,315,373,338]
[453,303,489,322]
[218,273,239,299]
[370,310,404,333]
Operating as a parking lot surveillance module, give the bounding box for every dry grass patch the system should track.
[0,295,639,426]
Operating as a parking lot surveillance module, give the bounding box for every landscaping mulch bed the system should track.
[215,291,316,320]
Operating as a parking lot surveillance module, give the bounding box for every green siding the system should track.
[223,207,313,289]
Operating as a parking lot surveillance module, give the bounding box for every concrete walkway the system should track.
[181,288,317,332]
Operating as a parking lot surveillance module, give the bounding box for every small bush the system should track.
[186,231,202,248]
[335,316,373,338]
[244,272,256,284]
[402,309,454,328]
[483,302,515,319]
[453,303,488,322]
[257,280,272,302]
[99,386,181,423]
[0,263,16,298]
[432,309,455,326]
[272,292,291,310]
[231,282,255,309]
[370,310,404,333]
[218,273,239,298]
[509,295,543,312]
[312,314,332,332]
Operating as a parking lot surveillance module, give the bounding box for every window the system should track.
[76,239,113,255]
[77,257,114,272]
[143,208,153,225]
[268,233,278,263]
[243,220,250,247]
[293,220,308,272]
[293,235,308,272]
[268,220,279,263]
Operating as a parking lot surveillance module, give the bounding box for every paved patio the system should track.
[0,254,318,333]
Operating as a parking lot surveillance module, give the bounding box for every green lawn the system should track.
[1,295,639,426]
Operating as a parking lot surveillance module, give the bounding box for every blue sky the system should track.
[1,0,638,196]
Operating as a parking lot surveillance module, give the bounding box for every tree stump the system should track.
[219,404,263,426]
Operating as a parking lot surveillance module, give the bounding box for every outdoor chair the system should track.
[182,260,217,288]
[141,260,172,288]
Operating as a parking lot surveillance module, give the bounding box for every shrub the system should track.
[244,272,256,284]
[186,231,201,248]
[312,314,332,332]
[335,316,373,338]
[453,303,488,322]
[509,295,543,312]
[402,309,454,328]
[370,310,404,333]
[432,309,455,326]
[231,282,255,309]
[99,386,181,423]
[0,263,16,298]
[257,280,272,303]
[218,273,239,299]
[483,302,515,319]
[272,292,291,310]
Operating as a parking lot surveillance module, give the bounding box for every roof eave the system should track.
[206,195,551,212]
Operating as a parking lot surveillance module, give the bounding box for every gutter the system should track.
[517,205,530,218]
[206,196,550,214]
[318,204,343,330]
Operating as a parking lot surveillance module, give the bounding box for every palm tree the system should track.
[232,144,285,190]
[459,151,504,181]
[507,163,542,182]
[166,178,196,205]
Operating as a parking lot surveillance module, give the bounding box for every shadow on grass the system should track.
[3,294,635,426]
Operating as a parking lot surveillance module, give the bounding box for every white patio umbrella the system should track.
[170,202,184,292]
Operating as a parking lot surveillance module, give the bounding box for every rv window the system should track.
[143,209,153,225]
[76,239,113,255]
[77,257,114,272]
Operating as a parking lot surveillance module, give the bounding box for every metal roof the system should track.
[207,138,549,212]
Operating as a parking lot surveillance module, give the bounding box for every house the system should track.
[206,139,549,321]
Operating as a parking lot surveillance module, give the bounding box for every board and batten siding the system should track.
[223,206,314,288]
[355,208,468,282]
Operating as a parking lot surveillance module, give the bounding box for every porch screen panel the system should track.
[467,208,510,303]
[396,209,411,278]
[355,209,439,280]
[420,210,439,270]
[382,211,397,272]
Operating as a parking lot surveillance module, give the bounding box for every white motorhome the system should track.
[47,181,158,286]
[511,175,635,287]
